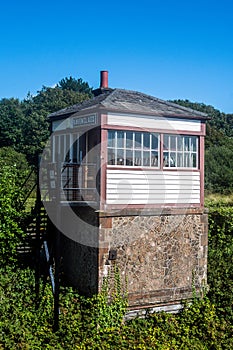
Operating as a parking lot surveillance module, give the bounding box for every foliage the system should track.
[1,197,233,348]
[0,162,26,263]
[0,98,25,149]
[57,76,93,96]
[0,76,92,165]
[172,99,233,139]
[173,99,233,193]
[206,198,233,324]
[205,141,233,193]
[0,265,59,349]
[0,263,232,349]
[81,265,128,334]
[0,146,34,186]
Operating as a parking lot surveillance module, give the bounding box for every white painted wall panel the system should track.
[106,169,200,205]
[107,113,201,132]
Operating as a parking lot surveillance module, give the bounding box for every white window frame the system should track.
[107,130,160,167]
[163,134,199,169]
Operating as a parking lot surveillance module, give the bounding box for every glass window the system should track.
[163,134,198,168]
[107,130,159,167]
[117,131,124,148]
[135,132,142,148]
[108,130,115,148]
[126,131,133,148]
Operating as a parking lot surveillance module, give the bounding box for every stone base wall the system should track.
[56,205,208,309]
[99,208,208,308]
[59,206,99,296]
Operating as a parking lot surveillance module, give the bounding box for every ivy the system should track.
[0,162,26,263]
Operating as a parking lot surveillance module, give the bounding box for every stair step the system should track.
[17,203,48,255]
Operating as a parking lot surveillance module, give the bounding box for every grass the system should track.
[205,192,233,205]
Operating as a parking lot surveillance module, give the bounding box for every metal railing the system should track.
[60,163,98,202]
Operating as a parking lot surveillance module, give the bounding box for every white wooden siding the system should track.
[107,113,201,132]
[106,169,200,205]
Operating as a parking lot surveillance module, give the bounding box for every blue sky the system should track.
[1,0,233,113]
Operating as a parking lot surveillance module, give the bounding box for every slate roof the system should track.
[49,88,208,120]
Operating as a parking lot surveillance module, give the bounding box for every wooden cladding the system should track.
[106,169,200,205]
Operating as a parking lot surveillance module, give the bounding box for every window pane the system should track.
[177,152,183,167]
[190,137,197,152]
[54,136,59,160]
[65,135,70,162]
[72,134,79,163]
[163,152,169,167]
[170,136,176,151]
[184,137,189,151]
[191,153,197,167]
[126,150,133,165]
[134,150,141,166]
[126,132,133,148]
[184,152,189,167]
[108,130,115,147]
[72,139,78,162]
[108,149,116,165]
[151,151,159,166]
[135,132,142,149]
[170,152,176,167]
[60,135,65,162]
[163,152,176,167]
[143,151,150,166]
[177,136,183,151]
[152,134,158,149]
[143,133,150,149]
[163,135,169,150]
[117,149,124,165]
[117,131,124,148]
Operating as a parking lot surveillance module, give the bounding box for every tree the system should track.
[205,142,233,194]
[58,76,93,96]
[21,84,92,164]
[0,98,24,149]
[172,99,233,138]
[172,99,233,194]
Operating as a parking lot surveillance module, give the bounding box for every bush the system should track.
[206,198,233,324]
[0,196,233,348]
[0,162,27,263]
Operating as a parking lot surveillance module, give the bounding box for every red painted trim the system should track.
[101,124,205,136]
[160,134,164,169]
[106,166,200,172]
[100,129,108,210]
[105,203,201,210]
[201,122,206,135]
[199,136,205,207]
[101,113,108,126]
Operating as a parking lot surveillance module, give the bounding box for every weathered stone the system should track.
[59,206,208,310]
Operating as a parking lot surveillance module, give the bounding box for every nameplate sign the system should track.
[73,115,96,127]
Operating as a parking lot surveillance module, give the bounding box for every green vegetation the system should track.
[0,76,92,165]
[0,196,232,348]
[206,197,233,325]
[173,99,233,194]
[0,77,232,348]
[0,175,233,350]
[0,161,26,264]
